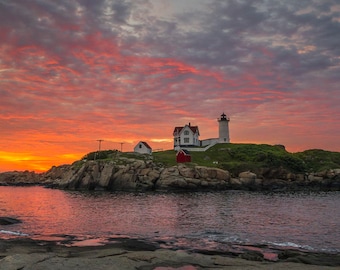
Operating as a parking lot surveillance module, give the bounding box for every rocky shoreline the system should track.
[0,157,339,191]
[1,236,340,270]
[1,157,339,269]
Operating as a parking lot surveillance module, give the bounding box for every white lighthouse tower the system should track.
[218,112,230,143]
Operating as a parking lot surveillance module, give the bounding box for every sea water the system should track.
[0,186,339,253]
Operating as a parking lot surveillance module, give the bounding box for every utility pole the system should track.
[97,139,104,151]
[119,142,124,152]
[94,139,104,160]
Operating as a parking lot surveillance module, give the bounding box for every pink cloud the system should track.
[0,1,339,172]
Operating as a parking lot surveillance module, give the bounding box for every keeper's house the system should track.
[173,123,200,151]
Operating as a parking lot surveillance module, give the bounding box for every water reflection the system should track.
[0,187,339,253]
[0,186,74,236]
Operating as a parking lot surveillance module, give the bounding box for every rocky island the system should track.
[1,144,340,269]
[1,143,339,191]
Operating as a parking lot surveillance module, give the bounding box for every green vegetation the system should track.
[83,150,154,161]
[81,149,153,166]
[82,150,118,160]
[152,150,178,166]
[153,144,340,175]
[81,144,340,176]
[295,149,340,172]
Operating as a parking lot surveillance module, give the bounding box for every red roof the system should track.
[140,141,152,149]
[173,125,199,136]
[176,149,191,156]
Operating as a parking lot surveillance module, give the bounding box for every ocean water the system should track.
[0,186,339,253]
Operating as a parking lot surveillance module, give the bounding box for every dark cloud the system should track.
[0,0,339,171]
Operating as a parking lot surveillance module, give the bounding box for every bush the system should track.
[82,150,118,160]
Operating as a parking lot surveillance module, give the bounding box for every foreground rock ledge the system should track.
[0,217,22,225]
[0,238,339,270]
[1,159,340,191]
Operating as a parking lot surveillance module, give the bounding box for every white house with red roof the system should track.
[173,123,200,151]
[134,141,152,154]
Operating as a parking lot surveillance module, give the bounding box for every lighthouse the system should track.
[218,112,230,143]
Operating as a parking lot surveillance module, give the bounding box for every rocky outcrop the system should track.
[1,159,339,191]
[40,161,340,191]
[155,164,230,190]
[1,238,340,269]
[40,159,230,191]
[0,171,40,186]
[228,169,340,191]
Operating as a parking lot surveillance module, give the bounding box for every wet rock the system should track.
[279,250,340,266]
[262,179,289,191]
[0,217,22,225]
[1,238,340,269]
[118,239,159,251]
[239,250,264,261]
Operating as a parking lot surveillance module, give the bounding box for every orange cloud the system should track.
[1,1,339,172]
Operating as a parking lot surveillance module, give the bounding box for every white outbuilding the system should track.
[134,141,152,154]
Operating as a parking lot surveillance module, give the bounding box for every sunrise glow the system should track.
[1,1,339,172]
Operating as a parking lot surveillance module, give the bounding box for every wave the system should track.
[0,229,28,236]
[270,241,340,253]
[267,241,314,250]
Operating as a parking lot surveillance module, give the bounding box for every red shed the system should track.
[176,149,191,163]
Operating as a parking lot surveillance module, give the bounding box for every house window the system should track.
[139,144,142,148]
[184,138,189,143]
[184,131,189,135]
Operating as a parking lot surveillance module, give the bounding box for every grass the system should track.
[81,144,340,175]
[294,149,340,172]
[153,144,340,175]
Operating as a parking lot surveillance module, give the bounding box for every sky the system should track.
[1,0,340,172]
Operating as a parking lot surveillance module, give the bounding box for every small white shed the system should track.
[134,141,152,154]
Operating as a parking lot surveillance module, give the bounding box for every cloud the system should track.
[0,0,339,171]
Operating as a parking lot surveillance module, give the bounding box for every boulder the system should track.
[258,167,290,180]
[334,169,340,175]
[238,171,256,186]
[42,164,82,188]
[110,168,137,190]
[239,171,256,180]
[97,163,115,187]
[178,165,197,178]
[230,178,242,186]
[262,179,289,191]
[154,165,230,190]
[156,167,185,189]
